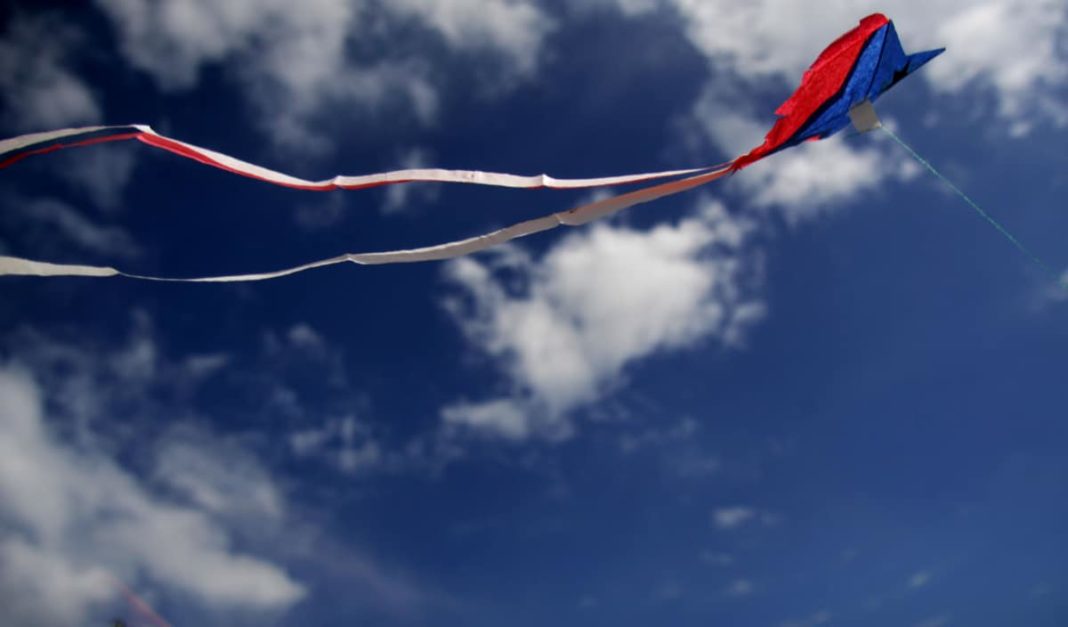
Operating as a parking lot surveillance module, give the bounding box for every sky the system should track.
[0,1,1066,626]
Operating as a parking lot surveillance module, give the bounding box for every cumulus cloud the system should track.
[96,0,551,151]
[925,1,1068,135]
[0,368,304,626]
[390,0,553,77]
[440,200,764,441]
[0,16,100,132]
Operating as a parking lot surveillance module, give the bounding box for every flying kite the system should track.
[6,13,1036,283]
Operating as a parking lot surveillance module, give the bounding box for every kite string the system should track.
[880,125,1065,287]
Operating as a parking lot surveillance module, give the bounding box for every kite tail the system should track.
[0,165,734,282]
[881,126,1063,287]
[0,125,723,191]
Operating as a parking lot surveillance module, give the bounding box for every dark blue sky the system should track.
[1,2,1066,626]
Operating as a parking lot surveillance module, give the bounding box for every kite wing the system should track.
[0,14,942,282]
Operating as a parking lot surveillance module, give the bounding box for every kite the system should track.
[4,13,1040,283]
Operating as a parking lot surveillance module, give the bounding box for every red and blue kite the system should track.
[0,14,945,281]
[733,13,944,170]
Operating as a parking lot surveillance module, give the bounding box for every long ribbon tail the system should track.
[0,165,734,282]
[0,125,722,191]
[881,125,1064,286]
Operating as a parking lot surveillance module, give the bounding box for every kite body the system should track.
[732,13,944,170]
[0,14,943,281]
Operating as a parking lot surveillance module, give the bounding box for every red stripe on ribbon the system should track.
[0,132,141,169]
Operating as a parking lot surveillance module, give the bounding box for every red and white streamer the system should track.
[0,124,735,281]
[0,125,719,191]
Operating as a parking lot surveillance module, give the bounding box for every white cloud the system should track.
[154,429,285,523]
[589,1,1068,222]
[626,0,1068,133]
[690,84,917,222]
[1,319,450,621]
[442,399,535,441]
[289,416,383,475]
[440,200,764,440]
[390,0,554,77]
[734,135,918,222]
[96,0,406,152]
[0,367,304,625]
[0,537,113,627]
[0,16,100,132]
[95,0,552,151]
[925,1,1068,135]
[0,196,140,260]
[712,506,757,530]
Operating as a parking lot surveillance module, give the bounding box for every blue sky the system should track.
[1,1,1066,626]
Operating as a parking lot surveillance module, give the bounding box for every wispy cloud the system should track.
[0,15,99,131]
[289,416,384,474]
[0,317,454,624]
[0,196,140,260]
[712,506,757,530]
[908,570,933,589]
[712,505,779,530]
